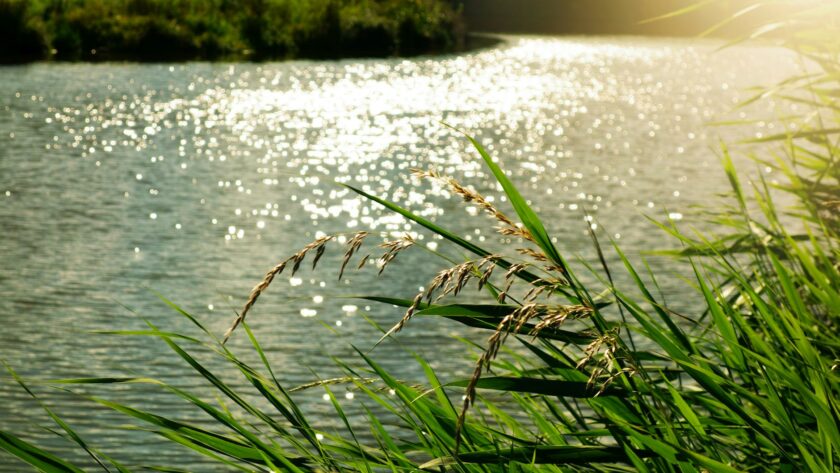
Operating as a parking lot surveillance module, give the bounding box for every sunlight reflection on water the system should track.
[0,36,798,470]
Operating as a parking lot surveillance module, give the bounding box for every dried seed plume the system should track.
[453,302,592,451]
[223,235,333,344]
[413,167,534,242]
[339,231,369,280]
[377,233,416,275]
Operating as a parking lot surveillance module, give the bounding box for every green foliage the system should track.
[1,0,462,62]
[0,0,50,63]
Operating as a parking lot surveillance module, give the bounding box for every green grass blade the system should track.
[447,376,625,397]
[449,125,567,272]
[0,430,86,473]
[420,445,639,467]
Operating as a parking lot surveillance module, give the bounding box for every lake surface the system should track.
[0,36,798,470]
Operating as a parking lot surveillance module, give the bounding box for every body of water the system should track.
[0,36,798,470]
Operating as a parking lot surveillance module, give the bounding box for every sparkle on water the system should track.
[0,36,797,471]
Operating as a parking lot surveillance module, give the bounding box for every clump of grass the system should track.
[2,1,839,472]
[6,126,836,470]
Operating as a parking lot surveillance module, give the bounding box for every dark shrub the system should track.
[394,0,458,56]
[340,22,392,57]
[241,0,294,59]
[115,16,198,61]
[295,1,342,59]
[0,0,49,63]
[50,18,83,60]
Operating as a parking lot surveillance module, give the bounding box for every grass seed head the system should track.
[339,231,368,280]
[413,166,535,242]
[377,233,415,275]
[224,235,334,343]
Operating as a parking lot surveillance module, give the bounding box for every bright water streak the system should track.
[0,36,799,470]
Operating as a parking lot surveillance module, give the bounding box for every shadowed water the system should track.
[0,36,798,470]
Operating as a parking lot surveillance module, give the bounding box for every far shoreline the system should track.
[1,33,507,66]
